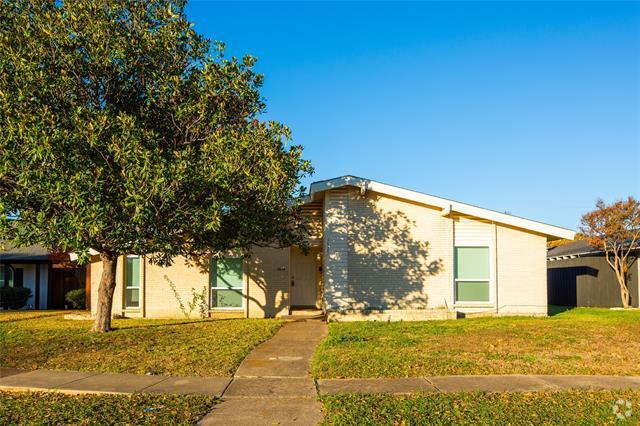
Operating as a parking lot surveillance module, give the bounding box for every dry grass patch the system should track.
[0,391,215,425]
[0,311,282,376]
[312,308,640,378]
[321,390,640,425]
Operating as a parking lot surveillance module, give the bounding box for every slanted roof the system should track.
[547,240,640,260]
[307,175,575,241]
[0,242,51,262]
[547,240,598,259]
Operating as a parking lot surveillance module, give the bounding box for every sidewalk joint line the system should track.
[137,375,173,393]
[219,377,235,398]
[233,375,309,379]
[423,377,441,393]
[50,371,103,390]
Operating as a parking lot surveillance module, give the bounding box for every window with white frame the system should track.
[210,258,244,309]
[454,246,490,302]
[124,255,141,308]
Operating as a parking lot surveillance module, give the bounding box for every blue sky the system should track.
[186,1,640,230]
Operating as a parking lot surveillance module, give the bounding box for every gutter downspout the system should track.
[494,223,499,314]
[141,256,146,318]
[245,258,249,318]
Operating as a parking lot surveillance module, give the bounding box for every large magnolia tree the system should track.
[580,197,640,308]
[0,0,311,331]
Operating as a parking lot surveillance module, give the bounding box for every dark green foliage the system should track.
[0,0,311,263]
[0,286,31,309]
[65,288,86,309]
[0,0,311,327]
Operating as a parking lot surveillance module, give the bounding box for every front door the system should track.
[291,247,319,307]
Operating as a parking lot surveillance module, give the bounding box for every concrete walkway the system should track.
[0,367,640,398]
[3,368,639,398]
[198,319,329,426]
[317,375,640,395]
[0,367,230,396]
[3,315,640,426]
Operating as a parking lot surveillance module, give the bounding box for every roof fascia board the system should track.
[309,176,576,240]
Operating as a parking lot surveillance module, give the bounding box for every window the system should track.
[0,265,13,288]
[454,247,490,302]
[210,258,244,309]
[124,256,141,308]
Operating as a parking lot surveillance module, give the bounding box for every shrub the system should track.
[0,287,32,309]
[65,289,86,309]
[165,276,208,319]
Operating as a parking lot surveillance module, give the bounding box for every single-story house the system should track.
[1,243,88,310]
[547,240,639,308]
[89,176,575,321]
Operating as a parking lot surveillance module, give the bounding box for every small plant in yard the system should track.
[0,287,32,309]
[166,276,208,319]
[65,289,86,309]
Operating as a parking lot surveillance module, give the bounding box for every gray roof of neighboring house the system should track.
[0,243,51,262]
[547,240,640,259]
[547,240,597,258]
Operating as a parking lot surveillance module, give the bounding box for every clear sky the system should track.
[186,1,640,230]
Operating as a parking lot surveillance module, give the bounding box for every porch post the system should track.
[85,264,91,310]
[34,263,40,309]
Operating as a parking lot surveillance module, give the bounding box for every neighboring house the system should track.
[89,176,574,321]
[547,240,639,308]
[0,243,88,310]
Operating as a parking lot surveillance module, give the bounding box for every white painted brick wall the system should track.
[497,225,548,314]
[330,188,453,311]
[323,189,353,310]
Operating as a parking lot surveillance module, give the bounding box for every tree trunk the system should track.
[92,253,118,332]
[616,270,631,309]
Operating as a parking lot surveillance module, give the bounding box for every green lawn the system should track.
[321,390,640,425]
[313,308,640,378]
[0,391,215,425]
[0,311,282,376]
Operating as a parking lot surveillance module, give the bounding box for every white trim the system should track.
[123,255,142,309]
[453,245,493,305]
[210,257,245,311]
[309,176,575,240]
[68,248,100,262]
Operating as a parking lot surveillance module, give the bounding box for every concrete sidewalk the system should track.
[198,319,329,426]
[234,319,329,378]
[3,368,640,398]
[3,314,640,426]
[317,375,640,395]
[0,367,231,396]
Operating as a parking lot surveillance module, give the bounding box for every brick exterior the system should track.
[91,249,291,319]
[323,189,353,310]
[89,187,550,320]
[497,225,548,314]
[344,189,453,311]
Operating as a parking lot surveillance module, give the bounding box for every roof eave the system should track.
[308,175,576,241]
